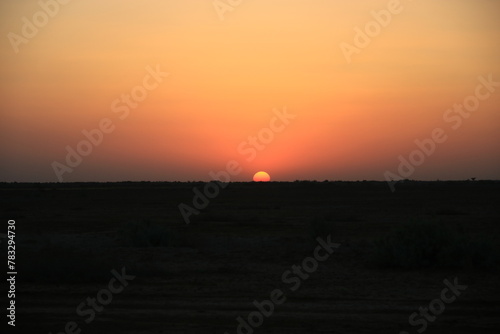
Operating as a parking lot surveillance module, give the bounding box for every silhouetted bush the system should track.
[325,210,362,222]
[19,242,113,283]
[191,211,261,224]
[122,220,171,247]
[372,219,500,271]
[435,208,467,216]
[122,220,195,248]
[309,216,334,239]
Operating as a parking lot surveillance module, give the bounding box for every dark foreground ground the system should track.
[1,181,500,333]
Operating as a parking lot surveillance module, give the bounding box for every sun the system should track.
[253,171,271,182]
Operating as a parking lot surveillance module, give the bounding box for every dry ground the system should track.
[2,181,499,333]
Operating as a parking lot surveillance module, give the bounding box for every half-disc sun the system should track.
[253,171,271,182]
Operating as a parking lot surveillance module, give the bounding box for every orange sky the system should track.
[1,0,499,182]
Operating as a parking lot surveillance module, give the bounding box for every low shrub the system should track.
[122,220,171,247]
[18,241,113,283]
[372,219,499,271]
[309,216,334,239]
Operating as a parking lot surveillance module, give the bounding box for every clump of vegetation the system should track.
[191,211,260,224]
[309,216,335,239]
[324,210,362,222]
[372,219,500,271]
[122,220,172,247]
[122,219,195,248]
[19,241,113,283]
[434,208,467,216]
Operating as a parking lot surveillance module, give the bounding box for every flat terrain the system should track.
[2,181,500,333]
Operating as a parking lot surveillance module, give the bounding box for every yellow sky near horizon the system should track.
[1,0,499,182]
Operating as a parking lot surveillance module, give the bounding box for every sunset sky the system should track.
[1,0,499,182]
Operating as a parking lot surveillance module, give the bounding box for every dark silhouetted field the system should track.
[2,181,500,333]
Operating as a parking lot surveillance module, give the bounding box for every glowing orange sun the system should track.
[253,171,271,182]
